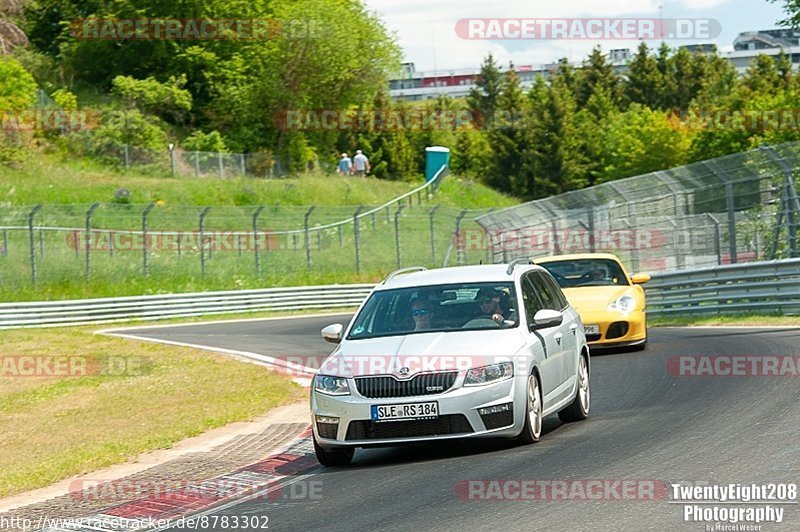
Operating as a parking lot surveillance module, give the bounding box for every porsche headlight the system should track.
[314,375,350,396]
[464,362,514,386]
[608,295,636,313]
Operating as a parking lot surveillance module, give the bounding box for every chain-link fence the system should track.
[475,142,800,274]
[0,166,496,300]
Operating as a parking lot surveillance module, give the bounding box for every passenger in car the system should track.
[476,288,509,324]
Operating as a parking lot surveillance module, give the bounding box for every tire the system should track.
[518,373,543,443]
[558,354,590,423]
[313,436,354,467]
[630,338,648,351]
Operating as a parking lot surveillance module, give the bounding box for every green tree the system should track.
[468,53,503,127]
[487,66,527,194]
[183,130,227,153]
[575,46,621,109]
[0,54,37,111]
[603,105,691,180]
[624,42,662,109]
[112,75,192,123]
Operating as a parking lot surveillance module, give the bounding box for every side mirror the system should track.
[321,323,344,344]
[530,309,563,331]
[631,273,651,284]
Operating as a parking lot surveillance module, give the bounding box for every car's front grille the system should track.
[354,371,458,398]
[345,414,473,440]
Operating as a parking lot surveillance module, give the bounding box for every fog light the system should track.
[478,403,512,416]
[316,415,339,424]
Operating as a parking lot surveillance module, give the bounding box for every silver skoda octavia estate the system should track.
[311,260,590,466]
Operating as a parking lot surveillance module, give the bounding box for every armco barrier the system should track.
[645,258,800,317]
[3,258,798,328]
[0,284,375,328]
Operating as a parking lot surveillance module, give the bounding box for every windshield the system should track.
[539,259,629,288]
[346,282,519,340]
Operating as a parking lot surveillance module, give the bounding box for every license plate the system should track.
[371,401,439,422]
[584,325,600,335]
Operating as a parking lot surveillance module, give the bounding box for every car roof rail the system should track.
[382,266,427,284]
[506,258,535,275]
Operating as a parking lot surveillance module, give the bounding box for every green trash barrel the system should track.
[425,146,450,182]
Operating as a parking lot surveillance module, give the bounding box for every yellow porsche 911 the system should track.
[536,253,650,350]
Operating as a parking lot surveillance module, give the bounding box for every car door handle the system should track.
[554,333,563,346]
[569,323,578,335]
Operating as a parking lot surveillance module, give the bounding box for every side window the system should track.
[530,272,559,311]
[521,275,544,327]
[541,272,569,310]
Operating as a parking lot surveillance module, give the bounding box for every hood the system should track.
[319,330,526,379]
[562,285,632,312]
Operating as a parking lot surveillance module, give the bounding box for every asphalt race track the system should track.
[117,318,800,531]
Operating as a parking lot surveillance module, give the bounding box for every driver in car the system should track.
[411,297,436,331]
[476,288,508,324]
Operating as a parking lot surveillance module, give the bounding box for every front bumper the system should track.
[311,373,525,448]
[580,309,647,348]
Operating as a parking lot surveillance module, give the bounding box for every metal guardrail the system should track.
[646,258,800,317]
[5,256,797,328]
[0,284,375,329]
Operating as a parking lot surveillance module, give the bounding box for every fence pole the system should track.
[240,154,246,176]
[354,206,364,274]
[84,203,100,283]
[73,230,79,258]
[194,152,200,177]
[304,206,315,269]
[317,231,322,253]
[28,205,41,285]
[2,228,7,257]
[237,234,243,258]
[169,145,176,178]
[124,144,130,170]
[455,210,467,266]
[394,205,405,268]
[338,225,343,247]
[218,153,224,179]
[38,228,44,258]
[142,202,155,276]
[371,212,376,230]
[428,206,439,265]
[177,232,182,260]
[199,207,211,278]
[252,206,265,274]
[707,213,722,265]
[725,183,738,264]
[108,231,114,257]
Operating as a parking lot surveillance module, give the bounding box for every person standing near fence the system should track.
[337,153,353,175]
[353,150,370,177]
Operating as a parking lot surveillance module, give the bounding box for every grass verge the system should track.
[0,325,306,498]
[651,314,800,327]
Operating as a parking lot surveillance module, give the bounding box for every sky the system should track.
[364,0,790,73]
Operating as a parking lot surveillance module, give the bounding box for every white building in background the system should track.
[389,29,800,101]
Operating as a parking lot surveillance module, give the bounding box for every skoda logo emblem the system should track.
[399,367,410,375]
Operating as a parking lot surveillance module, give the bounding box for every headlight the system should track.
[608,295,636,313]
[314,374,350,396]
[464,362,514,386]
